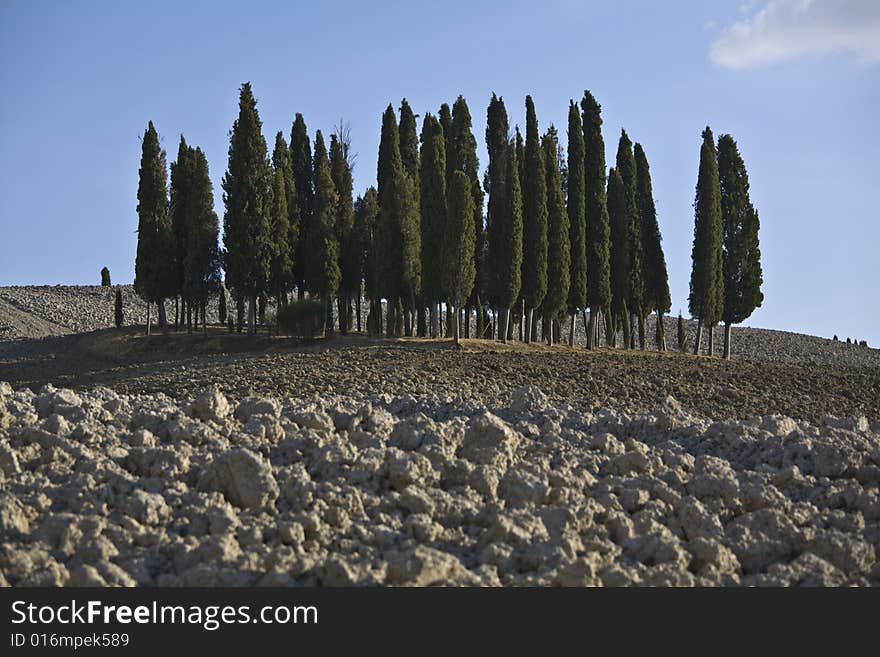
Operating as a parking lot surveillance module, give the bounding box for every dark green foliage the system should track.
[169,136,191,305]
[267,167,292,302]
[290,114,313,295]
[515,126,524,193]
[616,130,643,330]
[718,134,763,326]
[484,94,510,308]
[221,83,273,332]
[183,147,221,310]
[521,96,548,313]
[634,143,670,316]
[438,103,452,165]
[101,267,111,286]
[219,287,227,324]
[355,188,380,304]
[566,101,587,317]
[330,132,357,332]
[272,131,300,292]
[542,129,570,328]
[491,141,523,311]
[607,168,630,329]
[443,171,477,313]
[448,96,485,303]
[581,91,611,316]
[276,299,325,337]
[398,99,419,186]
[308,131,341,312]
[114,288,123,327]
[376,105,420,311]
[419,113,447,306]
[678,312,687,352]
[134,121,172,308]
[689,127,724,325]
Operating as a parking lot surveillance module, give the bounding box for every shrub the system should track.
[101,267,111,286]
[833,335,838,341]
[276,299,324,337]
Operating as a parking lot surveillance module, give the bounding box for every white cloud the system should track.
[710,0,880,70]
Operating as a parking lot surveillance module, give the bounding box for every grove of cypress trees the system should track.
[542,129,570,346]
[521,96,548,343]
[443,171,476,345]
[114,288,123,327]
[581,91,612,348]
[616,130,644,349]
[183,146,221,335]
[607,167,630,348]
[290,114,314,299]
[718,133,763,359]
[566,100,587,347]
[448,96,484,338]
[330,133,356,333]
[272,131,300,303]
[689,127,724,355]
[634,142,671,351]
[222,83,273,335]
[310,130,341,335]
[419,113,447,337]
[134,120,171,336]
[355,187,381,335]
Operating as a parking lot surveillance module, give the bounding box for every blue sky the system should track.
[1,0,878,344]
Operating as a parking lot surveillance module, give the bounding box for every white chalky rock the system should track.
[198,448,279,510]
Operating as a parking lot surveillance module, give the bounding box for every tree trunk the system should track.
[146,301,151,336]
[586,310,596,350]
[452,304,459,345]
[158,301,168,334]
[417,305,426,337]
[236,296,244,333]
[638,313,646,350]
[694,318,703,355]
[337,296,347,334]
[657,312,666,352]
[502,308,510,344]
[174,297,179,330]
[708,324,715,356]
[247,295,256,335]
[356,294,362,333]
[386,298,395,338]
[569,314,576,347]
[524,309,531,344]
[723,323,732,359]
[202,301,208,336]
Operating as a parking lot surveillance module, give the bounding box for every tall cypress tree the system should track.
[542,129,570,346]
[272,131,300,302]
[443,171,477,345]
[310,130,341,335]
[616,130,644,349]
[520,96,548,343]
[397,99,421,335]
[718,133,763,359]
[607,167,630,348]
[169,135,192,326]
[689,127,724,355]
[330,133,356,333]
[376,104,419,336]
[266,167,292,308]
[566,100,587,346]
[354,188,380,334]
[222,82,272,335]
[485,93,509,325]
[448,96,484,337]
[183,146,221,334]
[634,142,671,351]
[290,114,313,299]
[419,113,447,337]
[134,120,171,335]
[581,91,611,348]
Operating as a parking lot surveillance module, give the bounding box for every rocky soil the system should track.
[1,382,878,587]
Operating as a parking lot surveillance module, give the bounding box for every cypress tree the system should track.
[376,105,420,336]
[439,103,452,170]
[101,267,111,287]
[134,120,171,336]
[515,126,525,193]
[566,101,587,346]
[521,96,548,343]
[330,133,356,333]
[290,114,314,299]
[616,130,644,349]
[607,168,630,348]
[183,146,221,335]
[485,94,509,329]
[542,129,570,346]
[419,113,447,337]
[581,91,612,348]
[491,141,523,344]
[398,99,420,186]
[689,127,724,355]
[222,83,272,335]
[718,133,763,359]
[448,96,484,337]
[114,288,123,327]
[267,167,292,308]
[272,131,300,302]
[443,171,476,345]
[309,130,341,335]
[677,312,687,353]
[355,187,381,334]
[170,135,192,325]
[634,142,671,351]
